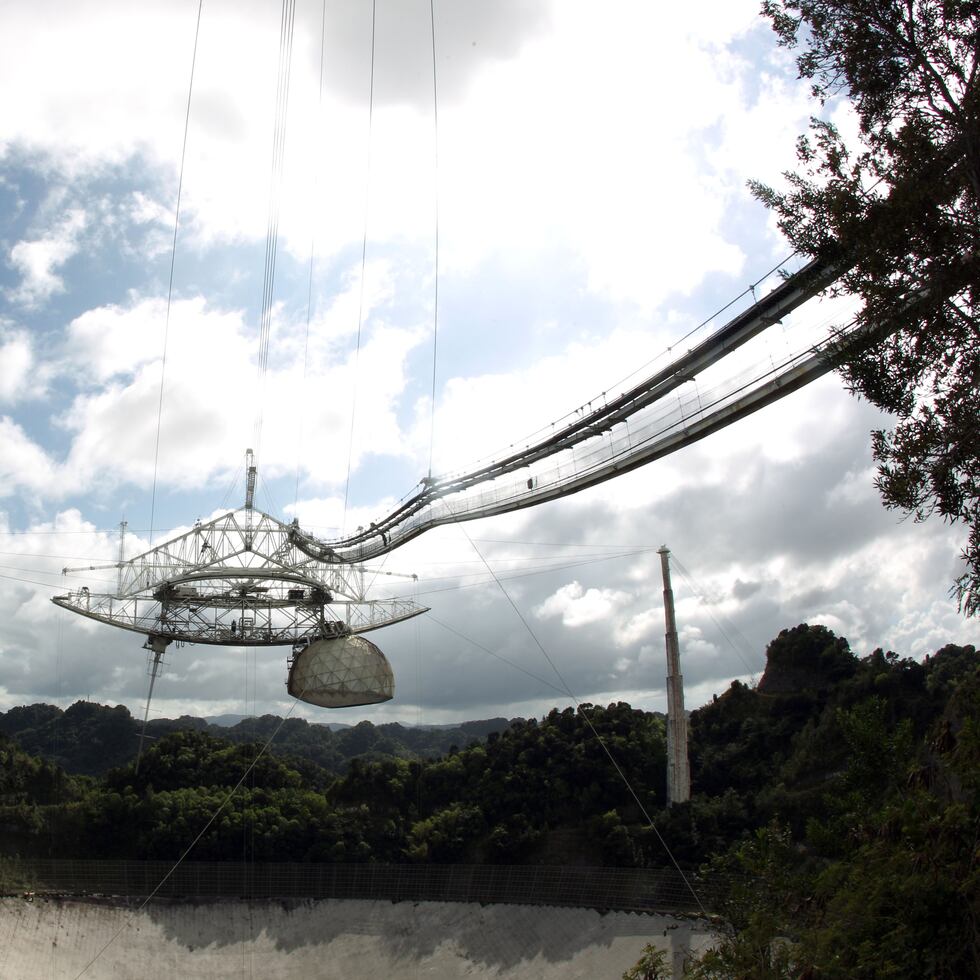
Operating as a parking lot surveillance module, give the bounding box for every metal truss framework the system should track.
[54,256,875,656]
[288,256,864,565]
[53,500,428,647]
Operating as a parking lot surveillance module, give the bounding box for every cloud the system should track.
[0,417,59,498]
[7,208,86,308]
[0,1,974,730]
[535,580,630,628]
[425,322,673,477]
[429,1,779,307]
[0,0,813,311]
[1,425,973,724]
[1,256,420,501]
[0,327,35,402]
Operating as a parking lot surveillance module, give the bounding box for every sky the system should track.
[0,0,974,728]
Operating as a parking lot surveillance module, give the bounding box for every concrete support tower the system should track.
[658,546,691,805]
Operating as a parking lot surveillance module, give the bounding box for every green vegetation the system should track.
[751,0,980,613]
[622,943,670,980]
[686,671,980,978]
[0,702,510,777]
[2,624,978,977]
[0,698,667,864]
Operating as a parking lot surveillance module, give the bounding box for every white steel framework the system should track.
[52,255,885,688]
[54,502,427,647]
[286,257,871,564]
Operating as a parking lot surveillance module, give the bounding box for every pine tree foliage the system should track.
[751,0,980,613]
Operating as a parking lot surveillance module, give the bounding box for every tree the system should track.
[686,668,980,980]
[406,803,485,862]
[757,623,857,694]
[622,943,670,980]
[751,1,980,613]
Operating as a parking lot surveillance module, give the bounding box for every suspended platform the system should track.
[53,505,426,646]
[53,457,426,719]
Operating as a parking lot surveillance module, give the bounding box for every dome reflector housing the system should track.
[287,635,394,708]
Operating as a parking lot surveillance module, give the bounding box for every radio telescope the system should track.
[54,451,426,711]
[52,257,852,718]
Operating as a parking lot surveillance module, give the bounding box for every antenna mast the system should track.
[116,519,128,595]
[245,448,257,511]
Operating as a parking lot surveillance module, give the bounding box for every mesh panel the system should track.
[1,858,731,913]
[288,635,394,707]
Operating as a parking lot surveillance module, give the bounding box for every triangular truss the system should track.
[54,505,427,647]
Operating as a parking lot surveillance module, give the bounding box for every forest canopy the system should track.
[751,0,980,613]
[2,624,978,977]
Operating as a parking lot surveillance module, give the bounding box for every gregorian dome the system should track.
[287,635,395,708]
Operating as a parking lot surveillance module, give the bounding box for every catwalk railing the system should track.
[1,859,732,915]
[288,256,860,565]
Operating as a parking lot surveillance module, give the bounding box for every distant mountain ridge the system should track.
[206,714,351,731]
[0,701,514,777]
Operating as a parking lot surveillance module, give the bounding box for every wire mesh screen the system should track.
[1,860,732,914]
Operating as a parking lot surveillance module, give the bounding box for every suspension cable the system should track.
[426,0,441,478]
[72,691,310,979]
[427,613,570,694]
[342,0,378,531]
[252,0,298,464]
[456,520,709,917]
[670,553,764,680]
[148,0,204,546]
[294,0,329,507]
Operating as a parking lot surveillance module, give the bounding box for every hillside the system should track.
[0,702,513,777]
[1,624,977,977]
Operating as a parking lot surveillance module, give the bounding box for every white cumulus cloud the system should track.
[7,208,87,308]
[535,580,631,628]
[0,327,35,402]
